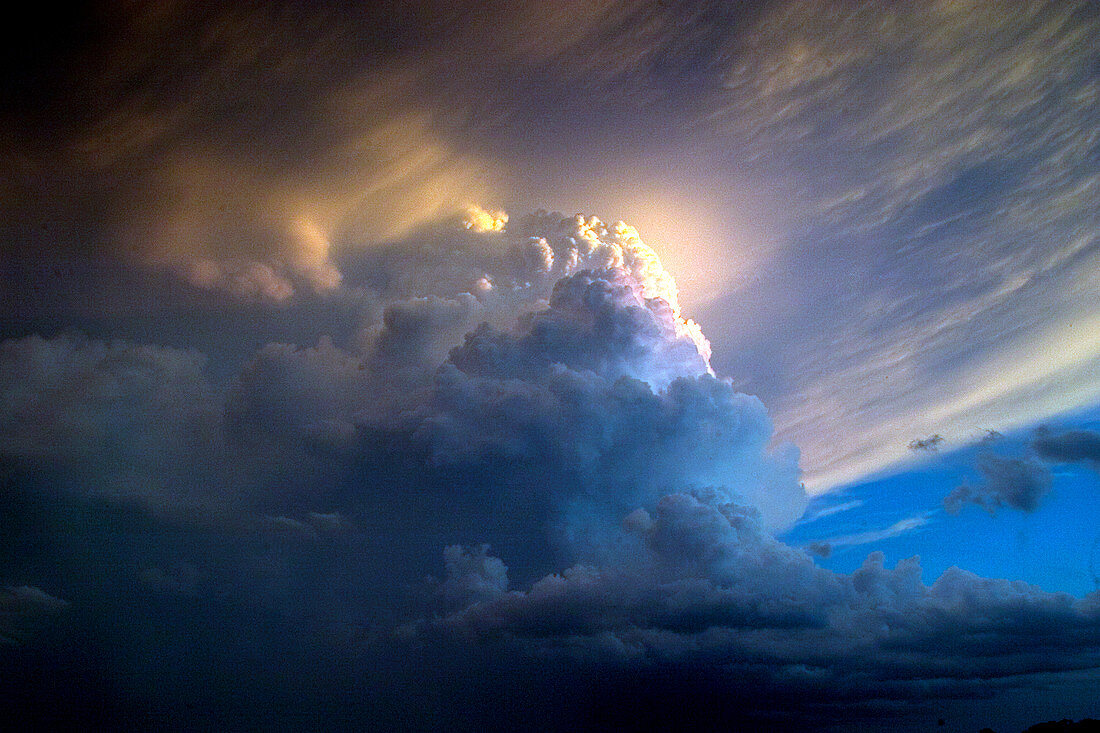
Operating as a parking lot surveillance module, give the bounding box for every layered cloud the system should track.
[0,334,223,510]
[411,491,1100,727]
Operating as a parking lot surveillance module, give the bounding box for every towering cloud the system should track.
[0,210,802,530]
[3,3,1099,728]
[2,205,1099,730]
[335,212,805,534]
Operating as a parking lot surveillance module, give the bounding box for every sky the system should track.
[1,1,1099,731]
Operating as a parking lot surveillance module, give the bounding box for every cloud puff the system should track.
[944,453,1052,515]
[344,211,711,361]
[368,273,803,530]
[440,544,510,607]
[449,266,709,389]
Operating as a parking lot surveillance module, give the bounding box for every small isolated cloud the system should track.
[259,512,355,541]
[818,514,932,550]
[1032,426,1100,471]
[944,453,1052,515]
[908,434,944,452]
[184,259,297,303]
[463,205,508,233]
[182,219,343,304]
[798,499,864,525]
[979,428,1005,444]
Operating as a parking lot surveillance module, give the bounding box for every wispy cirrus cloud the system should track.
[703,0,1100,490]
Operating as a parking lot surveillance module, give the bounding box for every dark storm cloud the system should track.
[0,210,805,577]
[3,0,1098,496]
[407,491,1100,726]
[944,453,1052,515]
[3,2,1100,728]
[337,235,803,532]
[0,586,68,646]
[431,492,836,638]
[1033,427,1100,471]
[3,207,1099,730]
[5,207,1099,729]
[0,334,225,511]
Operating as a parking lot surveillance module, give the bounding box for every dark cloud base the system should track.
[1,212,1098,730]
[3,473,1098,732]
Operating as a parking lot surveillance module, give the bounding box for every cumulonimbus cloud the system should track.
[3,207,1097,728]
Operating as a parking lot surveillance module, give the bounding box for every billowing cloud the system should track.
[204,212,805,539]
[340,215,802,532]
[410,491,1100,726]
[1,199,1097,728]
[3,3,1100,728]
[0,210,802,541]
[440,544,510,607]
[434,493,836,638]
